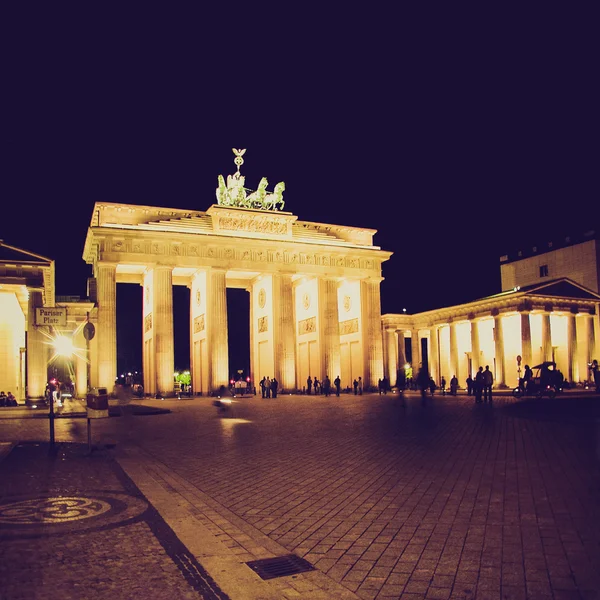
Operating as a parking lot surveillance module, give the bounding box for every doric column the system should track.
[410,331,420,373]
[96,263,117,390]
[428,326,439,384]
[567,312,578,383]
[154,266,174,396]
[541,312,553,363]
[493,313,506,387]
[385,328,398,385]
[273,273,296,391]
[360,279,384,388]
[396,330,406,369]
[208,268,229,391]
[586,313,596,382]
[520,311,532,368]
[74,326,87,397]
[26,290,47,400]
[449,321,459,380]
[319,277,341,380]
[470,318,480,375]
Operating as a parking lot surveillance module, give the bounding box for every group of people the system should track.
[306,375,344,396]
[464,366,494,403]
[259,376,279,398]
[0,391,18,407]
[377,378,391,394]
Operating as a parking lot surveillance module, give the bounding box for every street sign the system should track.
[35,307,67,326]
[83,322,95,341]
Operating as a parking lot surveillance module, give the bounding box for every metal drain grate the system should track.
[245,554,315,580]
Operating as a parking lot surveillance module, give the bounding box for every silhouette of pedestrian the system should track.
[334,376,341,396]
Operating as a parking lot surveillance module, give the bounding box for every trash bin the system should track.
[86,387,109,417]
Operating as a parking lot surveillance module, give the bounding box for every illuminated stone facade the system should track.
[83,202,392,394]
[0,243,54,402]
[382,279,600,389]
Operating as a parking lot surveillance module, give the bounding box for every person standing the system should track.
[466,375,473,396]
[441,376,447,395]
[358,377,363,395]
[271,377,278,398]
[323,375,331,397]
[334,375,341,396]
[265,376,271,398]
[353,379,359,395]
[260,377,266,398]
[591,360,600,392]
[474,366,484,403]
[450,375,458,396]
[482,365,494,402]
[306,375,313,395]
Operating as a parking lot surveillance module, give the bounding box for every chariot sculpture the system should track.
[215,148,285,211]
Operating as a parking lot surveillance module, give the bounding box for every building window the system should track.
[539,265,549,277]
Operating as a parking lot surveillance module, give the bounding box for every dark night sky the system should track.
[3,5,598,374]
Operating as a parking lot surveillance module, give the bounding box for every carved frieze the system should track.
[144,313,152,333]
[171,244,181,256]
[258,316,268,333]
[193,314,205,333]
[219,214,288,235]
[339,318,358,335]
[298,317,316,335]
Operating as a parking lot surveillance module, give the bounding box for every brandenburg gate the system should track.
[83,150,392,395]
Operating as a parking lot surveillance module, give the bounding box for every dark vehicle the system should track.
[513,361,561,399]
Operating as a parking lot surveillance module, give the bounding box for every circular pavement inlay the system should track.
[0,491,148,539]
[0,496,112,524]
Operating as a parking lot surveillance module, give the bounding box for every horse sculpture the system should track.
[264,182,285,211]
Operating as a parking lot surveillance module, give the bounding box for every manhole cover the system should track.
[246,555,315,580]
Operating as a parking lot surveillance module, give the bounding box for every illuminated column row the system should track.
[567,313,578,382]
[274,274,296,391]
[449,322,458,380]
[26,290,47,401]
[96,263,117,390]
[520,311,532,368]
[361,279,384,388]
[470,319,480,374]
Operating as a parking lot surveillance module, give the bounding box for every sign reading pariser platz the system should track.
[35,307,67,326]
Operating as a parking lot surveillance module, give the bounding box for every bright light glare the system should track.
[53,335,75,357]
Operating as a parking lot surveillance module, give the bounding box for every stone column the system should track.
[96,263,117,391]
[410,331,420,374]
[429,326,439,385]
[360,279,384,388]
[154,266,174,396]
[470,318,480,375]
[493,313,506,387]
[385,328,398,385]
[273,273,296,392]
[74,325,88,397]
[586,313,596,382]
[396,331,406,368]
[520,311,532,368]
[319,277,341,380]
[567,313,578,383]
[26,290,47,401]
[208,269,229,392]
[449,322,459,380]
[541,312,553,363]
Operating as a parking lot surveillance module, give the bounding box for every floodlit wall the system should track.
[501,239,600,293]
[0,293,25,397]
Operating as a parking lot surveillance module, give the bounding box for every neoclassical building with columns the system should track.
[82,201,392,395]
[382,229,600,390]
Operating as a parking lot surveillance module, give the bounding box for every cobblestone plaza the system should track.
[1,390,599,599]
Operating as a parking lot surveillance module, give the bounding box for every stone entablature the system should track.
[84,215,389,281]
